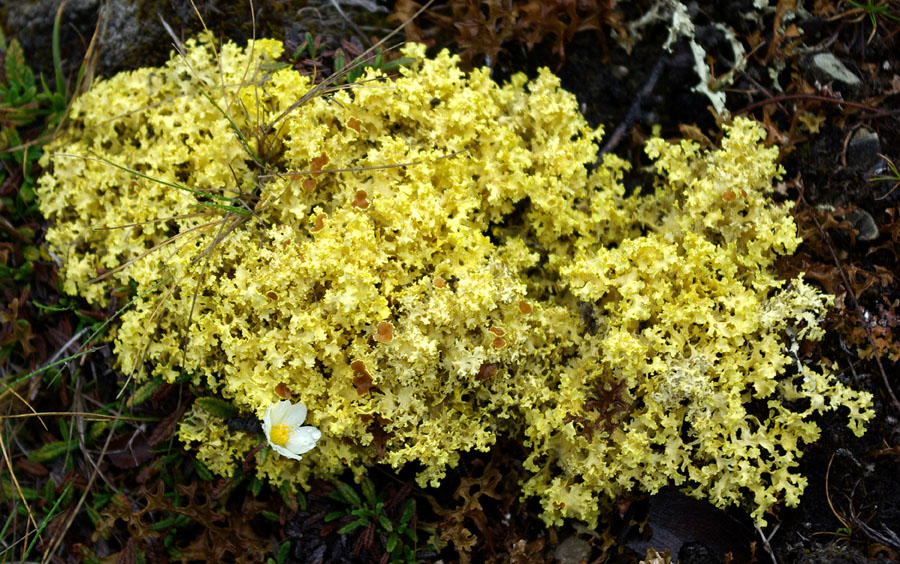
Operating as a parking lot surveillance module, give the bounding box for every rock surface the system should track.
[802,52,862,98]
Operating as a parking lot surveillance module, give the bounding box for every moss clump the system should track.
[38,35,872,527]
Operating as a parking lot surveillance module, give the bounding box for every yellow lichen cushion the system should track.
[37,35,873,527]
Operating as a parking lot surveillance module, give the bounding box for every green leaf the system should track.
[51,1,65,97]
[333,50,346,75]
[278,482,299,513]
[5,39,36,94]
[1,127,22,160]
[404,527,417,543]
[1,479,38,500]
[16,224,35,239]
[344,65,366,83]
[360,477,377,506]
[324,510,346,523]
[290,41,306,61]
[27,440,73,462]
[377,514,393,533]
[276,541,291,564]
[333,481,362,507]
[22,245,39,262]
[150,517,176,531]
[305,32,317,58]
[127,378,163,408]
[262,510,280,522]
[85,504,101,527]
[337,518,368,535]
[386,532,398,553]
[399,499,415,525]
[31,300,72,314]
[380,57,415,72]
[192,201,251,215]
[193,460,213,481]
[249,476,263,497]
[260,62,290,72]
[88,421,109,441]
[195,397,239,418]
[20,182,36,203]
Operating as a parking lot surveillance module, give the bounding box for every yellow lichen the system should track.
[38,35,873,527]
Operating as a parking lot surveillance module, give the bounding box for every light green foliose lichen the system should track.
[37,35,873,527]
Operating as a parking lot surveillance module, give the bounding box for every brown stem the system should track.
[737,94,897,116]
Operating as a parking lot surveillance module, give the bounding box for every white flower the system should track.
[262,400,321,460]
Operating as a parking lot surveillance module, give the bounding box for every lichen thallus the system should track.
[36,2,453,559]
[58,0,449,398]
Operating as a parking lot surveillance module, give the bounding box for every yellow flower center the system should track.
[270,424,292,447]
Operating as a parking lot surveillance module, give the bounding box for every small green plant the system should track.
[832,0,900,43]
[1,1,89,238]
[0,32,45,220]
[289,31,323,62]
[872,153,900,201]
[265,541,291,564]
[285,31,414,84]
[325,477,419,564]
[333,47,415,84]
[1,2,72,151]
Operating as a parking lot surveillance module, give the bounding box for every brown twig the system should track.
[736,94,898,116]
[598,55,668,157]
[824,452,852,532]
[736,72,791,117]
[840,123,864,168]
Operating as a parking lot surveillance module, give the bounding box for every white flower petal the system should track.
[281,403,307,427]
[270,442,305,461]
[262,404,275,435]
[285,426,321,455]
[269,400,292,424]
[263,400,322,460]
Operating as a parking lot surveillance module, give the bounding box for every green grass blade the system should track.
[21,482,72,560]
[196,89,263,167]
[52,1,66,96]
[193,202,251,215]
[64,151,235,201]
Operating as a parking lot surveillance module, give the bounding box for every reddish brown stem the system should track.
[737,94,893,116]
